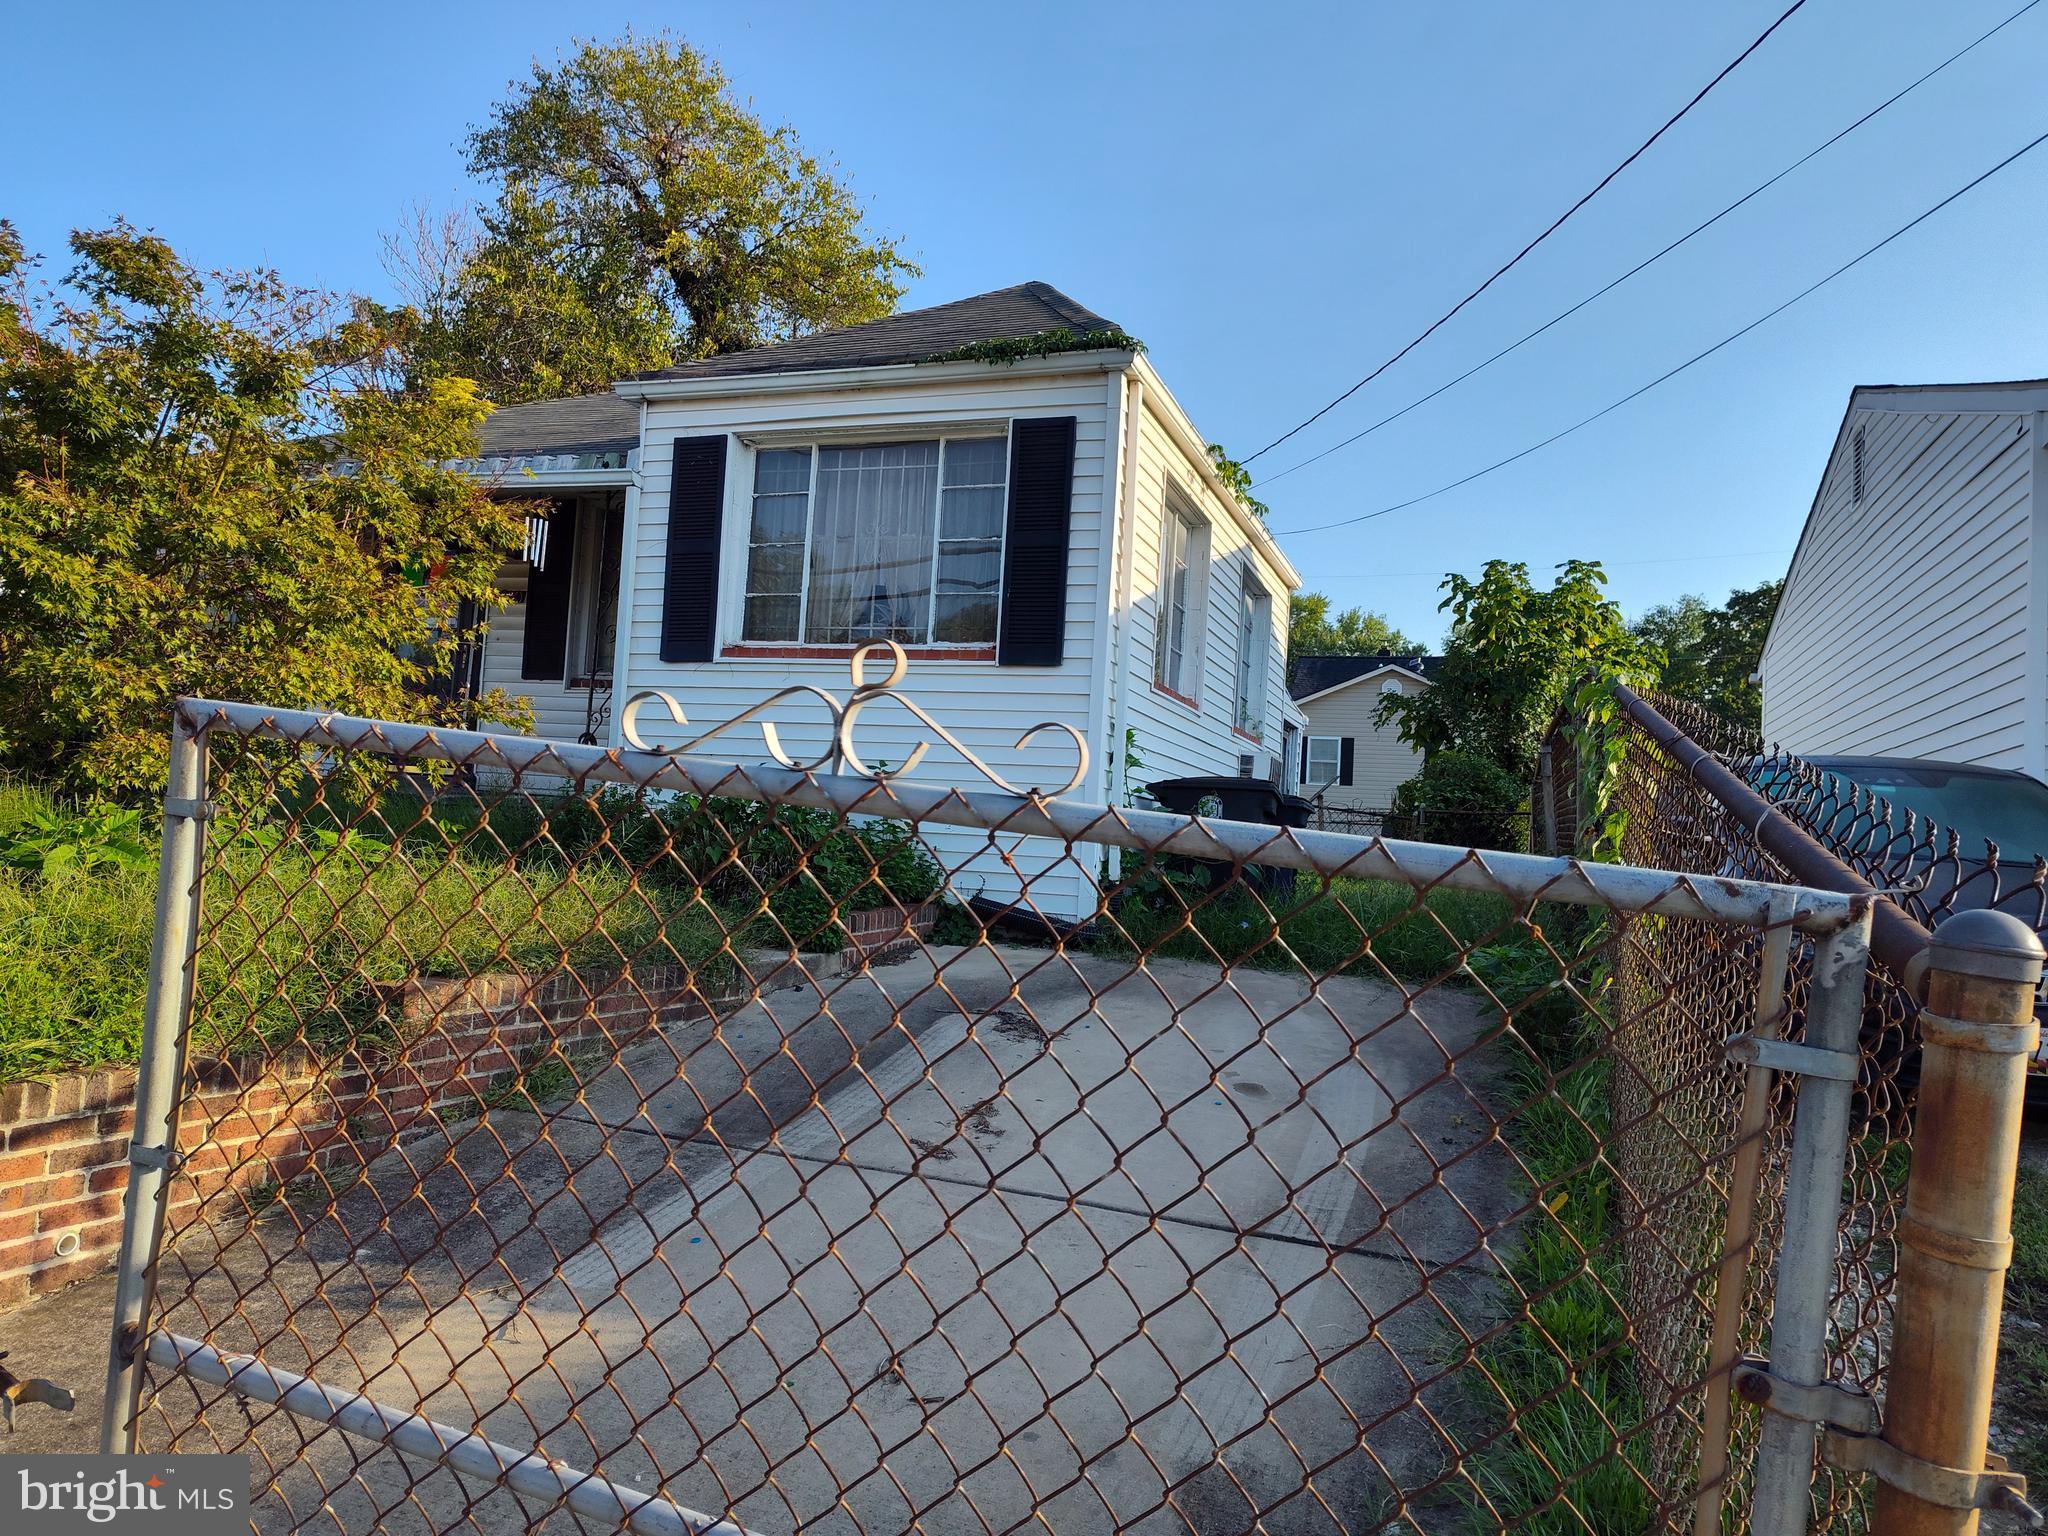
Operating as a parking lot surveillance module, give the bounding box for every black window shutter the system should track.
[997,416,1077,666]
[1300,737,1310,780]
[661,435,728,663]
[1339,738,1356,787]
[520,504,579,682]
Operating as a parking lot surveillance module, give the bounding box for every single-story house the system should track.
[1759,379,2048,780]
[455,282,1303,921]
[1287,652,1436,812]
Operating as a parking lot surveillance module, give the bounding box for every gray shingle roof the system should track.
[630,281,1123,382]
[477,393,639,459]
[1289,653,1440,701]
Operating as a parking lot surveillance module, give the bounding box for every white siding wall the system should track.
[478,559,605,743]
[1117,397,1294,797]
[1761,408,2036,770]
[624,365,1117,921]
[1297,672,1427,810]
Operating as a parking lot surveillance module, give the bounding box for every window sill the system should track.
[719,643,998,662]
[1150,681,1200,713]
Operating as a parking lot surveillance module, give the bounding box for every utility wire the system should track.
[1271,125,2048,539]
[1328,548,1792,580]
[1241,0,1811,464]
[1254,0,2044,490]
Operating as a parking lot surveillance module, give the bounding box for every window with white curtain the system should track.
[1153,506,1201,696]
[741,435,1007,645]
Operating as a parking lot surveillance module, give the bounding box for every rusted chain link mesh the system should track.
[126,703,1860,1535]
[1607,691,1936,1534]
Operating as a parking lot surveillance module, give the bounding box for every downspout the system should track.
[1108,372,1146,812]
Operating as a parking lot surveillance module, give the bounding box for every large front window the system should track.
[742,435,1007,646]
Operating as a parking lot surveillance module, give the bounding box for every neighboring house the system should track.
[1287,653,1437,811]
[456,282,1302,921]
[1759,380,2048,780]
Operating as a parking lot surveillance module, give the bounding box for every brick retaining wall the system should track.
[0,903,939,1312]
[0,961,726,1311]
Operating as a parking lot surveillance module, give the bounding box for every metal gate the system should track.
[98,682,1892,1534]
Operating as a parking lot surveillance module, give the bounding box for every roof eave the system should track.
[615,349,1139,401]
[1291,662,1432,707]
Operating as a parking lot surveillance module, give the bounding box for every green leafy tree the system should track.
[1632,579,1781,727]
[1379,559,1655,781]
[406,32,918,400]
[1287,593,1416,665]
[0,221,527,794]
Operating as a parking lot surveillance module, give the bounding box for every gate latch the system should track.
[1723,1031,1860,1081]
[1730,1356,1878,1433]
[1821,1429,2039,1528]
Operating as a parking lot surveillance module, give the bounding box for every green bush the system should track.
[1387,749,1529,850]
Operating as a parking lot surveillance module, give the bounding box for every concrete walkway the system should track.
[58,943,1521,1533]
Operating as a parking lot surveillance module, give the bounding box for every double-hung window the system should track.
[1305,735,1342,786]
[1234,573,1270,734]
[741,435,1008,646]
[1153,507,1200,696]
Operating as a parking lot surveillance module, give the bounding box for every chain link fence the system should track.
[101,688,1886,1534]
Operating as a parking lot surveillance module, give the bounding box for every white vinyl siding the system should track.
[1295,670,1429,810]
[1120,389,1294,792]
[1761,406,2036,771]
[626,365,1113,920]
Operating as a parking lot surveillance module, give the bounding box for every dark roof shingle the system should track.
[1289,652,1439,701]
[477,393,639,460]
[631,281,1123,382]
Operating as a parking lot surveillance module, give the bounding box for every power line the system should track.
[1241,0,1811,465]
[1322,549,1792,580]
[1254,0,2044,490]
[1270,124,2048,539]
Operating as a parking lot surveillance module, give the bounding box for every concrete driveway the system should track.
[133,942,1519,1534]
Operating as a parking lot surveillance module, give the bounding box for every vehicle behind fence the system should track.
[89,667,2037,1534]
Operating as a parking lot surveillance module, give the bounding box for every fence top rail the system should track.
[176,696,1867,936]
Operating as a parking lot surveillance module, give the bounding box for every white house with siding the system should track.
[458,283,1302,921]
[1287,654,1435,813]
[1759,380,2048,780]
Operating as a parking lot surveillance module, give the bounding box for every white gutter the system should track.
[613,350,1135,402]
[1108,371,1146,809]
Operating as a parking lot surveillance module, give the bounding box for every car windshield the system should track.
[1808,761,2048,863]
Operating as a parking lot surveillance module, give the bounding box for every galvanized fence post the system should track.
[99,712,211,1453]
[1748,900,1877,1536]
[1863,910,2042,1535]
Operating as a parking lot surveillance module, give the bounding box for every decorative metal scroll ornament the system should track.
[618,641,1090,798]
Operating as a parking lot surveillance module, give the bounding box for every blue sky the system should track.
[6,0,2046,644]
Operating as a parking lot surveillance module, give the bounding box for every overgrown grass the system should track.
[1997,1162,2048,1476]
[1458,941,1653,1534]
[1098,873,1516,982]
[0,844,731,1081]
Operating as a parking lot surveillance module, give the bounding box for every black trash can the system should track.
[1142,775,1310,901]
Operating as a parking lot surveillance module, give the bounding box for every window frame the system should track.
[732,427,1012,653]
[1305,734,1343,787]
[1152,494,1208,703]
[1234,568,1272,738]
[565,492,625,685]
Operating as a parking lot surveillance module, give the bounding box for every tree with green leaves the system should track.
[401,33,918,401]
[1287,594,1416,666]
[1631,578,1781,727]
[1378,559,1655,782]
[0,221,527,794]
